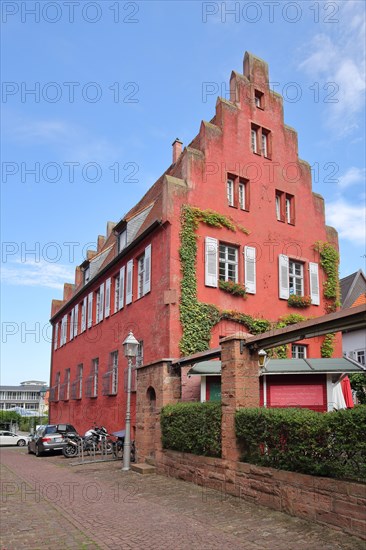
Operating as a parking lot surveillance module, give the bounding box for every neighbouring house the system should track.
[0,380,48,415]
[341,270,366,366]
[49,52,343,434]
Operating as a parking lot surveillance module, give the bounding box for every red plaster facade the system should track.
[49,52,341,434]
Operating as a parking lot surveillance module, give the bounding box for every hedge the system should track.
[235,406,366,480]
[161,402,221,457]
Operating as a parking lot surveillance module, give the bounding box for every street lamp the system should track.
[258,349,267,368]
[38,386,47,427]
[122,331,139,471]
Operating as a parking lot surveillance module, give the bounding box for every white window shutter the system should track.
[244,246,256,294]
[105,278,111,317]
[143,244,152,295]
[119,267,125,310]
[205,237,218,287]
[99,283,105,322]
[70,308,74,340]
[54,323,58,350]
[279,254,289,299]
[62,315,67,345]
[74,304,79,337]
[87,292,93,328]
[81,297,87,332]
[309,262,320,305]
[126,260,133,304]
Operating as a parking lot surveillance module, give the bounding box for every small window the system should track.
[289,260,304,296]
[292,345,307,359]
[219,244,238,283]
[285,194,295,224]
[111,351,118,394]
[227,179,234,206]
[137,340,144,368]
[261,133,268,157]
[118,230,127,253]
[254,90,264,108]
[261,129,271,158]
[114,274,120,313]
[77,364,83,399]
[92,358,99,397]
[83,266,90,285]
[356,350,365,365]
[275,194,281,221]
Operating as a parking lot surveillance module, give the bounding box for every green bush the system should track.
[161,402,221,457]
[235,406,366,480]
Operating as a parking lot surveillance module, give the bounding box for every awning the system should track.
[187,361,222,376]
[187,357,365,377]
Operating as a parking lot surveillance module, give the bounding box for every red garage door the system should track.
[265,374,327,412]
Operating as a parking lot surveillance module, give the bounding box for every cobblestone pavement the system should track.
[0,448,364,550]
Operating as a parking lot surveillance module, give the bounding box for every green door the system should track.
[209,380,221,402]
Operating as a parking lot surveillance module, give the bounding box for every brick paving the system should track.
[0,448,364,550]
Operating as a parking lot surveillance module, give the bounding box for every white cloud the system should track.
[299,1,366,136]
[1,260,74,290]
[326,199,366,244]
[338,167,366,188]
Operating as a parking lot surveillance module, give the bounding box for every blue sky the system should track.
[1,0,365,385]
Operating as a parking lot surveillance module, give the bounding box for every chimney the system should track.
[172,138,183,164]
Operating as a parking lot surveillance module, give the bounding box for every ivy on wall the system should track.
[321,333,336,358]
[179,204,308,357]
[314,241,340,312]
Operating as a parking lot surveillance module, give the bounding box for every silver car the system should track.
[27,424,77,457]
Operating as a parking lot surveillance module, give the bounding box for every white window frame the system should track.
[219,244,238,283]
[118,230,127,253]
[261,133,268,157]
[289,260,304,297]
[111,351,118,394]
[87,292,93,328]
[239,182,245,210]
[114,274,120,313]
[244,246,256,294]
[92,358,99,397]
[138,255,145,299]
[126,260,133,305]
[276,194,281,221]
[292,345,307,359]
[81,297,87,333]
[227,179,234,206]
[285,197,291,223]
[251,128,258,153]
[54,323,59,351]
[356,350,365,365]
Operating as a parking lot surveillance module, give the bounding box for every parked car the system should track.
[0,430,29,447]
[27,424,78,457]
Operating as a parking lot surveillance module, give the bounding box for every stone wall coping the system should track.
[137,358,175,370]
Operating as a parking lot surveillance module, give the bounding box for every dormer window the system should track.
[118,229,127,253]
[83,266,90,285]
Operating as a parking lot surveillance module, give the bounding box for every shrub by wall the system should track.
[161,402,221,457]
[235,406,366,480]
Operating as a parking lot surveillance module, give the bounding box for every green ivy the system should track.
[218,280,247,297]
[321,333,335,358]
[314,241,340,311]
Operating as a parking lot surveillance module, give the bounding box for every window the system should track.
[356,350,365,365]
[138,255,145,298]
[114,274,120,312]
[286,194,295,224]
[136,340,144,368]
[261,133,268,157]
[292,345,307,359]
[111,351,118,394]
[254,90,264,108]
[83,266,90,285]
[289,261,304,296]
[77,364,83,399]
[105,278,111,318]
[118,229,127,253]
[95,283,104,324]
[251,126,259,153]
[238,182,245,210]
[275,193,281,221]
[286,197,291,223]
[81,297,87,332]
[227,179,234,206]
[219,244,238,282]
[92,358,99,397]
[53,323,59,351]
[136,245,152,300]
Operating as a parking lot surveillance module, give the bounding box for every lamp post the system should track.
[122,331,139,471]
[38,386,47,426]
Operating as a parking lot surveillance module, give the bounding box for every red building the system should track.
[49,52,342,434]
